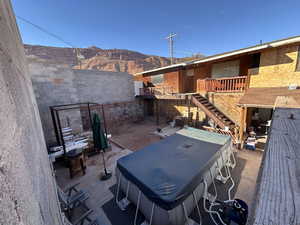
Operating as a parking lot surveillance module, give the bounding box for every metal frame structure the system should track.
[50,102,108,156]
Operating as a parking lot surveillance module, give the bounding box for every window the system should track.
[186,69,194,76]
[151,74,164,84]
[211,60,240,78]
[249,53,261,69]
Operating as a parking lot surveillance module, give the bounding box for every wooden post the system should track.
[239,106,247,149]
[156,100,160,125]
[187,95,191,126]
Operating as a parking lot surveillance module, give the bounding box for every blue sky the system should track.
[12,0,300,58]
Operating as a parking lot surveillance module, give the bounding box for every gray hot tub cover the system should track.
[117,127,231,210]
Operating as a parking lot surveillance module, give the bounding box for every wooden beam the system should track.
[156,100,160,125]
[239,106,247,149]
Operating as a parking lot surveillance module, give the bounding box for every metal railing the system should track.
[197,76,247,93]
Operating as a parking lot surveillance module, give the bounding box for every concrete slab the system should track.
[111,118,162,151]
[56,144,132,224]
[234,149,263,211]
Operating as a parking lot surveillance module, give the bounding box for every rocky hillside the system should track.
[24,44,204,74]
[24,45,179,74]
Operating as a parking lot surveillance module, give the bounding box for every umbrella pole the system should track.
[100,149,112,180]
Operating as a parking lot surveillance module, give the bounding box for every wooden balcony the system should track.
[139,86,175,96]
[197,76,247,93]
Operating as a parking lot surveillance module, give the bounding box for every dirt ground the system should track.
[111,117,164,151]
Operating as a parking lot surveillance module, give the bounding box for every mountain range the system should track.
[24,44,204,74]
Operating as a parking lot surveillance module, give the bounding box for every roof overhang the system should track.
[238,87,300,108]
[135,35,300,76]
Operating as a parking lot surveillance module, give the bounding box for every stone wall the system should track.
[155,99,207,126]
[0,1,63,225]
[28,57,141,146]
[207,92,243,125]
[155,93,242,127]
[249,44,300,87]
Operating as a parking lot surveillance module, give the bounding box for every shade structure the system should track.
[92,113,108,151]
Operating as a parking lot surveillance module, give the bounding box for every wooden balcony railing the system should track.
[139,86,175,96]
[197,76,247,93]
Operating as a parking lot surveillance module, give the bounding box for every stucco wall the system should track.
[250,45,300,87]
[0,1,63,225]
[28,57,139,145]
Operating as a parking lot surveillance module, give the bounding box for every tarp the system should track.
[117,127,231,210]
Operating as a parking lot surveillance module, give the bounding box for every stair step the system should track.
[200,100,209,104]
[192,95,236,127]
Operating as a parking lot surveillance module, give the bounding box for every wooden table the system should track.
[66,148,86,178]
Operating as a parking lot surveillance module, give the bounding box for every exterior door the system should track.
[184,69,195,92]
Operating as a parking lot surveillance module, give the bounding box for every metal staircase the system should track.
[191,94,236,130]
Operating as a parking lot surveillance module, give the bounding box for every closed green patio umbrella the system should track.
[92,113,111,180]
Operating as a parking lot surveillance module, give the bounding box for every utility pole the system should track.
[165,33,177,64]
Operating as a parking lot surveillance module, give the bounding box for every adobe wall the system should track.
[250,45,300,87]
[0,1,63,225]
[29,57,142,146]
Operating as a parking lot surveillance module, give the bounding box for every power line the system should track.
[16,15,86,68]
[16,15,76,48]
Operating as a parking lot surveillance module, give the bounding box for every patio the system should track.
[55,119,263,224]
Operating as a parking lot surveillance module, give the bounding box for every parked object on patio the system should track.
[245,137,256,151]
[50,102,104,157]
[66,148,86,178]
[153,125,181,138]
[174,116,184,128]
[92,113,112,180]
[210,199,248,225]
[49,145,64,162]
[57,183,89,219]
[116,127,235,225]
[50,145,64,153]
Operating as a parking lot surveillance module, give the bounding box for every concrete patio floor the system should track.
[55,123,263,224]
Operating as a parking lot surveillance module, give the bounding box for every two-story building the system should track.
[134,36,300,144]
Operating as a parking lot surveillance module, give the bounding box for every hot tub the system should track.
[116,127,233,225]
